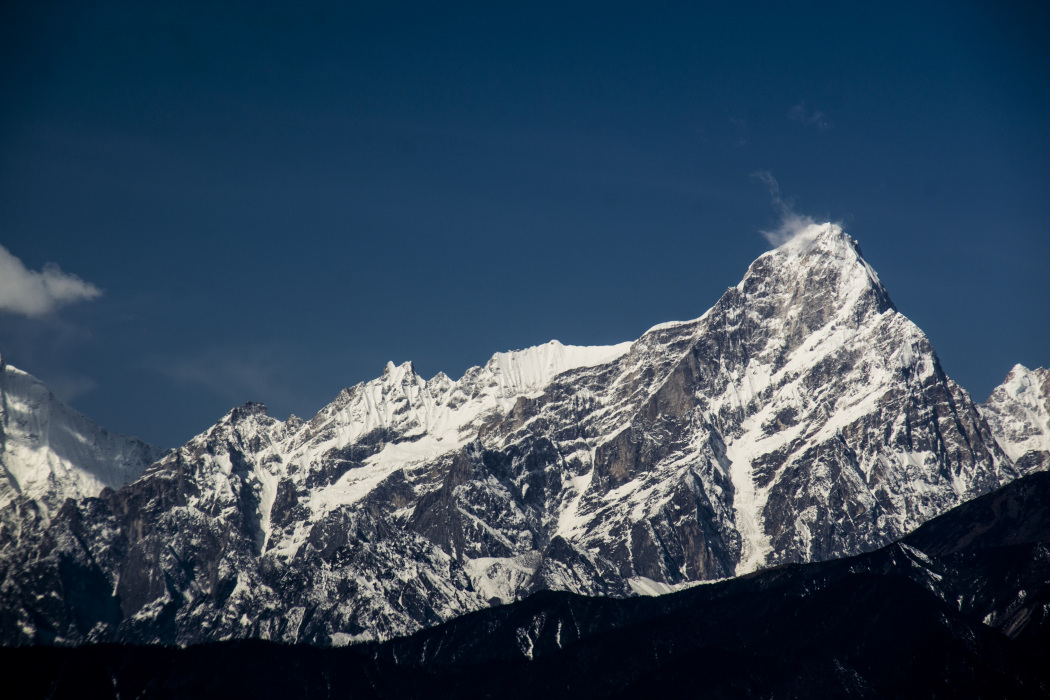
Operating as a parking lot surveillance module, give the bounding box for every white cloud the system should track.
[0,244,102,317]
[788,101,830,130]
[752,171,818,246]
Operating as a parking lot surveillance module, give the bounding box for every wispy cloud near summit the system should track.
[0,244,102,317]
[752,171,819,247]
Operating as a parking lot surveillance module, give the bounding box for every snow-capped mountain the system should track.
[0,223,1033,646]
[981,364,1050,474]
[0,360,164,510]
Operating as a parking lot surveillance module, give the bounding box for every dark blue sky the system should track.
[2,1,1047,448]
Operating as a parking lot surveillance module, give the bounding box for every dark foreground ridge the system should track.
[5,471,1050,699]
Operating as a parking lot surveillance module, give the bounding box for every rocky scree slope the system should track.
[0,223,1024,646]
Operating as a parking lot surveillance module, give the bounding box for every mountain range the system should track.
[7,453,1050,698]
[1,222,1047,652]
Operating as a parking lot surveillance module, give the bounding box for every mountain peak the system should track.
[777,221,852,249]
[766,222,868,272]
[382,360,417,382]
[982,364,1050,471]
[738,222,894,319]
[1003,363,1047,385]
[228,401,270,422]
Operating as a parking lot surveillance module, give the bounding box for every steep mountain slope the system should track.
[0,360,164,509]
[982,364,1050,474]
[8,470,1050,699]
[368,469,1050,698]
[0,223,1024,646]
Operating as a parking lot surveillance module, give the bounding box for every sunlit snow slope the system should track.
[0,361,164,510]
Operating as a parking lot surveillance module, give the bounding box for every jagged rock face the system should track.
[478,225,1012,580]
[981,364,1050,474]
[0,362,164,510]
[0,224,1027,646]
[13,472,1050,699]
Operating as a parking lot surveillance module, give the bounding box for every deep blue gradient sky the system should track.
[2,1,1047,448]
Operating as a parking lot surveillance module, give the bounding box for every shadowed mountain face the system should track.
[5,470,1049,699]
[0,223,1029,647]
